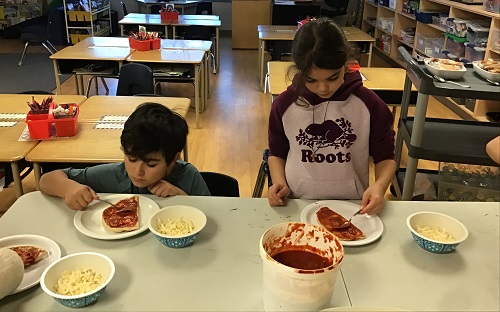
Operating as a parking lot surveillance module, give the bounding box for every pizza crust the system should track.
[102,196,140,233]
[316,207,366,241]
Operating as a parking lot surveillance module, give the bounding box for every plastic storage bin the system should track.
[483,0,500,13]
[438,162,500,202]
[129,37,152,51]
[400,28,415,44]
[417,34,436,56]
[379,0,389,6]
[464,43,486,62]
[26,103,79,139]
[446,18,468,37]
[389,0,396,9]
[377,18,394,31]
[467,23,490,47]
[445,34,467,58]
[432,37,447,58]
[415,10,441,24]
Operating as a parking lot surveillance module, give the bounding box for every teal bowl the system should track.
[148,205,207,248]
[40,252,115,308]
[407,211,468,254]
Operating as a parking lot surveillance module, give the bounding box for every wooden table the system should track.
[25,96,190,189]
[257,25,375,91]
[266,62,417,119]
[126,49,206,128]
[136,0,200,14]
[0,95,86,197]
[50,37,134,95]
[1,193,498,311]
[119,14,221,73]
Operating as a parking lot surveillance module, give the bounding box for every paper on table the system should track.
[0,113,26,120]
[93,123,125,130]
[0,121,18,127]
[100,115,129,122]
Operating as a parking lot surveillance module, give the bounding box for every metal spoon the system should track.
[486,79,500,86]
[95,199,132,211]
[333,210,362,229]
[433,75,470,88]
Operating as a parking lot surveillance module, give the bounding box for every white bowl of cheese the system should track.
[148,205,207,248]
[40,252,115,308]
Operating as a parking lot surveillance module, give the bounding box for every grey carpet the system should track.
[0,53,71,94]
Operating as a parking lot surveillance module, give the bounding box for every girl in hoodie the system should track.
[267,17,396,214]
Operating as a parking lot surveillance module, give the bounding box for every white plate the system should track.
[0,234,61,294]
[74,194,159,240]
[300,200,383,246]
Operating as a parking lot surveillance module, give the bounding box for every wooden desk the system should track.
[257,25,375,91]
[50,37,134,95]
[0,95,86,197]
[136,0,200,14]
[118,14,220,73]
[1,194,498,311]
[123,13,220,20]
[26,96,190,189]
[127,49,206,128]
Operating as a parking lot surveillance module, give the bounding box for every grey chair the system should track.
[200,172,240,197]
[252,149,273,198]
[116,63,155,96]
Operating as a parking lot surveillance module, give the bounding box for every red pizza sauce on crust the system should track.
[316,207,365,241]
[102,197,139,228]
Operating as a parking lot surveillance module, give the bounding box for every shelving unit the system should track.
[0,0,43,29]
[361,0,499,120]
[63,0,112,45]
[394,47,499,200]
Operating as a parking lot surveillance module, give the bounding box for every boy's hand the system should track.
[359,184,385,215]
[268,183,290,206]
[148,180,187,197]
[64,185,98,211]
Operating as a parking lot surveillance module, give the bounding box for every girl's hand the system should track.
[268,183,290,206]
[148,180,187,197]
[64,185,98,211]
[359,184,386,215]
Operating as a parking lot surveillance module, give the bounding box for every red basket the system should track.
[129,37,152,51]
[26,111,50,139]
[25,103,79,139]
[151,38,161,50]
[53,104,79,137]
[160,11,179,21]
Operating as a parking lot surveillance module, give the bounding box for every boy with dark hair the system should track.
[40,102,210,210]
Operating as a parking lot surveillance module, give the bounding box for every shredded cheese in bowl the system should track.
[157,217,195,236]
[416,225,455,242]
[54,268,103,296]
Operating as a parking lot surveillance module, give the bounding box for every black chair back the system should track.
[321,0,349,17]
[196,2,213,15]
[116,63,155,96]
[121,1,128,16]
[200,172,240,197]
[182,25,212,41]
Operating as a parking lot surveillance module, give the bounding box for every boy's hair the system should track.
[120,102,188,165]
[288,18,358,100]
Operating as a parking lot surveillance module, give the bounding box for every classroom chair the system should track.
[18,12,57,66]
[181,26,217,74]
[200,172,240,197]
[196,2,213,15]
[116,63,155,96]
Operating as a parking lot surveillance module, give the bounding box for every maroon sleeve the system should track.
[354,87,396,164]
[268,91,295,160]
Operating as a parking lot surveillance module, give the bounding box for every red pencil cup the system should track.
[150,38,161,50]
[129,37,151,51]
[160,11,179,21]
[26,111,50,139]
[52,103,79,137]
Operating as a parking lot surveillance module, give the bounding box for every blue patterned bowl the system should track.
[407,212,468,254]
[40,252,115,308]
[148,205,207,248]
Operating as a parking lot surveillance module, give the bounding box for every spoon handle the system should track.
[446,80,470,88]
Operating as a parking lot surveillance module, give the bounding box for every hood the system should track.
[286,70,364,106]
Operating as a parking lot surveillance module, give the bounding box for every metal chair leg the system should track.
[86,76,98,97]
[100,77,109,95]
[252,161,267,198]
[18,41,29,66]
[45,40,57,54]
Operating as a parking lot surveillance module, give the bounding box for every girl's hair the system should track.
[287,17,358,101]
[120,102,188,165]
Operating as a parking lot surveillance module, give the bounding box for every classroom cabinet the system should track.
[63,0,112,44]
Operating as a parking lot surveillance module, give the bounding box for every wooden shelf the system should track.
[377,26,393,36]
[364,19,376,27]
[393,36,414,49]
[426,23,446,32]
[365,0,378,8]
[398,11,416,20]
[379,5,396,13]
